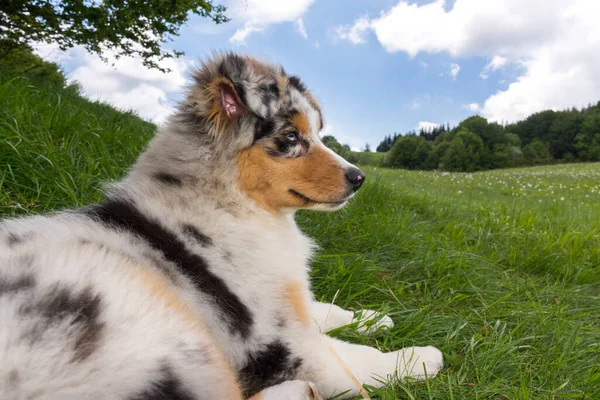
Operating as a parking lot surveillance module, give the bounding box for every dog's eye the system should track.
[285,132,298,143]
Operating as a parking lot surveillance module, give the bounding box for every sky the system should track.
[35,0,600,151]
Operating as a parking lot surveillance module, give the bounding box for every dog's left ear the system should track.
[220,82,242,117]
[198,75,248,137]
[188,53,284,140]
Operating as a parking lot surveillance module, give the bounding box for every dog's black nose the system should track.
[345,167,366,192]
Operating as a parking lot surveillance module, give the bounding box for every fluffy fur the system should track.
[0,53,442,399]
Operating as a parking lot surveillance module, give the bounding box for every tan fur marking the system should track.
[291,112,310,136]
[277,75,288,95]
[248,393,263,400]
[188,76,246,141]
[284,281,310,327]
[133,266,243,400]
[237,144,347,213]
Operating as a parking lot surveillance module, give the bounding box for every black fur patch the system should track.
[183,224,213,247]
[20,284,104,361]
[220,53,246,77]
[129,365,195,400]
[86,199,254,339]
[254,118,276,142]
[260,82,279,108]
[289,75,307,93]
[232,82,248,108]
[154,172,182,187]
[217,54,248,108]
[0,274,35,295]
[6,233,23,246]
[7,369,19,388]
[272,135,296,154]
[239,340,303,397]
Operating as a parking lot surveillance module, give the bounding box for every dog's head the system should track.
[185,53,365,213]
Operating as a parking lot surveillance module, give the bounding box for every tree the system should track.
[0,0,228,72]
[364,143,371,152]
[0,46,66,87]
[548,111,581,159]
[455,129,485,171]
[510,110,557,145]
[322,135,357,162]
[522,138,552,165]
[386,135,432,170]
[440,137,467,171]
[574,110,600,161]
[376,134,395,152]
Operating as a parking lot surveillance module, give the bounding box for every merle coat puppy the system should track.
[0,53,443,400]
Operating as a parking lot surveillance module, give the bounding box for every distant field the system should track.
[2,71,599,399]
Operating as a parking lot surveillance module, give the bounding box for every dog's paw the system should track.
[353,309,394,334]
[255,380,323,400]
[389,346,443,380]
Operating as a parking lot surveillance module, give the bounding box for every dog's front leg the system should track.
[249,380,322,400]
[309,335,443,399]
[310,301,394,334]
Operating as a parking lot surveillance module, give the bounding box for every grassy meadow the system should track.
[2,71,600,399]
[302,163,600,399]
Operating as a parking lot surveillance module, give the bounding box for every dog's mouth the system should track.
[288,189,349,206]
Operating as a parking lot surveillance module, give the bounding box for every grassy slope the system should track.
[2,72,599,399]
[0,72,155,215]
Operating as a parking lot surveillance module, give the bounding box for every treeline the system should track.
[371,104,600,171]
[321,135,383,166]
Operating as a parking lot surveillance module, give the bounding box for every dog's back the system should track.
[0,212,241,399]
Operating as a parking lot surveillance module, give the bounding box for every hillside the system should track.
[0,64,155,216]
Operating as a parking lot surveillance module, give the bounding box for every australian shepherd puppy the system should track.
[0,53,442,399]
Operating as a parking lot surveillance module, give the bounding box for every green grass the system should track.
[0,71,155,215]
[2,70,600,399]
[301,164,600,399]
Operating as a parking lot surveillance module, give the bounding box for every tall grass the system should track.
[0,71,155,215]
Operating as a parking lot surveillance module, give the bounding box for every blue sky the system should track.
[37,0,600,151]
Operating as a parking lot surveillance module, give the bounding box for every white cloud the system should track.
[34,43,188,124]
[335,16,371,44]
[228,0,315,44]
[449,63,460,80]
[464,103,481,112]
[419,61,429,68]
[480,55,507,79]
[229,22,264,44]
[416,121,441,131]
[295,18,308,39]
[315,41,320,48]
[339,0,600,123]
